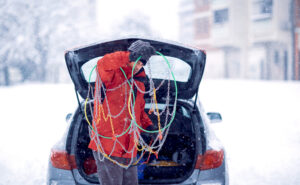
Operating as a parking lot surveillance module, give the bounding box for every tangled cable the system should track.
[84,51,178,168]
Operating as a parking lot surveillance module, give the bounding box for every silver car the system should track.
[47,37,228,185]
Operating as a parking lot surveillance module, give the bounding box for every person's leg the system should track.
[122,158,138,185]
[93,151,123,185]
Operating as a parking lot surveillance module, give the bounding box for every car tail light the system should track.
[195,149,224,170]
[83,157,97,175]
[50,149,77,170]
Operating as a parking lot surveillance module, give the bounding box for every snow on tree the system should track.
[112,11,158,38]
[0,0,99,85]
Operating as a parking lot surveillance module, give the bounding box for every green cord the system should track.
[120,51,177,133]
[87,52,178,137]
[85,57,141,139]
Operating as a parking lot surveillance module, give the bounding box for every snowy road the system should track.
[0,80,300,184]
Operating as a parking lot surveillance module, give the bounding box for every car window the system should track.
[144,55,191,82]
[180,106,191,118]
[81,57,102,83]
[81,55,191,83]
[144,103,167,110]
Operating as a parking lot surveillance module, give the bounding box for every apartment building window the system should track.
[252,0,273,21]
[274,50,279,64]
[214,8,229,24]
[195,17,209,36]
[297,0,300,25]
[284,50,288,80]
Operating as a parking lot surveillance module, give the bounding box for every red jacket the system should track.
[88,51,152,158]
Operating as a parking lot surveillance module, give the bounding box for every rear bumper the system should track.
[47,157,228,185]
[48,180,75,185]
[197,156,228,185]
[47,162,76,185]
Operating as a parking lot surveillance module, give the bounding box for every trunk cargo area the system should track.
[75,102,197,184]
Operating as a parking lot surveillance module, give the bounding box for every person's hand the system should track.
[128,40,156,65]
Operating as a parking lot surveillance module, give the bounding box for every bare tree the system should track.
[0,1,22,85]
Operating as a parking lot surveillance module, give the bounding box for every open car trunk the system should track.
[74,101,198,184]
[64,37,206,184]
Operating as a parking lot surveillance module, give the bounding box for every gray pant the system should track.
[92,151,138,185]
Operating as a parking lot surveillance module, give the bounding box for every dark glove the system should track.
[128,40,156,65]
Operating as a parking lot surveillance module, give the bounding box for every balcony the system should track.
[251,0,273,21]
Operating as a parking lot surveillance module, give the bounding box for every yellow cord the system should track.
[84,97,92,127]
[127,85,135,120]
[153,88,162,139]
[85,80,161,167]
[95,142,145,167]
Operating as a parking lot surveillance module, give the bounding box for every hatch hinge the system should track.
[193,86,199,112]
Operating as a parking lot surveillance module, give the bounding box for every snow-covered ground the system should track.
[0,79,299,184]
[0,84,77,185]
[199,79,300,185]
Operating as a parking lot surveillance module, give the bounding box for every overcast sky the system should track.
[96,0,180,41]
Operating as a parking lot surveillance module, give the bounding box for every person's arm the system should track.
[140,100,160,142]
[140,100,153,129]
[97,51,130,84]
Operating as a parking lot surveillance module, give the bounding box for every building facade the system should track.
[248,0,292,80]
[179,0,299,80]
[179,0,195,45]
[294,0,300,80]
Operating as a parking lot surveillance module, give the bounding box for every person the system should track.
[88,40,156,185]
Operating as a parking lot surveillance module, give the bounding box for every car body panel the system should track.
[47,38,227,185]
[47,162,76,185]
[47,101,228,185]
[47,99,228,184]
[197,159,228,185]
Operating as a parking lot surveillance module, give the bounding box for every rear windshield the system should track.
[80,55,191,83]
